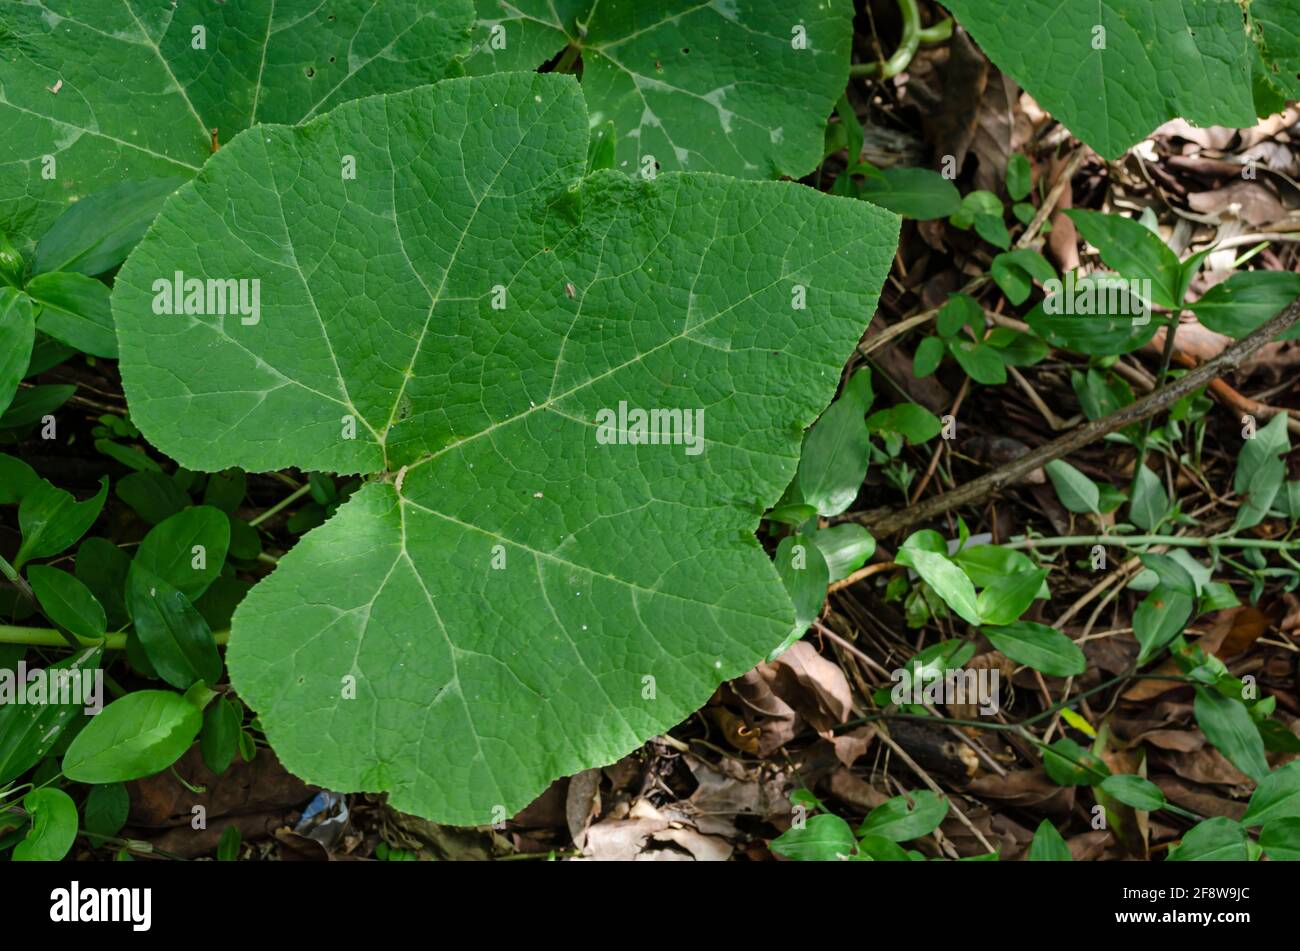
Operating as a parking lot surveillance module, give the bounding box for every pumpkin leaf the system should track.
[112,73,899,824]
[0,0,474,247]
[463,0,853,179]
[942,0,1266,159]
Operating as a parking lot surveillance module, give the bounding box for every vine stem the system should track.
[0,626,230,650]
[850,293,1300,537]
[999,533,1298,552]
[0,554,34,604]
[553,44,581,74]
[248,482,312,528]
[850,0,952,79]
[1129,310,1183,488]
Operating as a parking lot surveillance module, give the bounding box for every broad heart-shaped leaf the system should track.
[463,0,853,180]
[113,73,899,824]
[0,0,474,248]
[940,0,1259,159]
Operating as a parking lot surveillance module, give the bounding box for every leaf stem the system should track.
[998,533,1298,552]
[553,44,582,74]
[0,626,229,650]
[248,482,313,528]
[853,294,1300,536]
[0,553,35,604]
[850,0,951,79]
[1128,312,1182,493]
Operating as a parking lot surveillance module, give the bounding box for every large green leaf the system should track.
[113,73,900,824]
[940,0,1264,159]
[1251,0,1300,100]
[0,0,474,247]
[464,0,853,179]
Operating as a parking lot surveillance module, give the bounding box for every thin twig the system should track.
[849,295,1300,537]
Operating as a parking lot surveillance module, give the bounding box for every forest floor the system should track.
[10,17,1300,862]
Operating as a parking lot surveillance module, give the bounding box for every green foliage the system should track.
[1100,774,1167,812]
[1027,819,1071,861]
[0,0,475,248]
[464,0,854,180]
[113,72,898,823]
[1167,817,1250,861]
[0,0,1295,860]
[857,790,949,841]
[982,621,1085,677]
[13,788,78,861]
[0,648,104,785]
[771,789,948,861]
[62,689,205,784]
[940,0,1293,158]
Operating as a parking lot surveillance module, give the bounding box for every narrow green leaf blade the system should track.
[983,620,1086,677]
[1194,687,1270,783]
